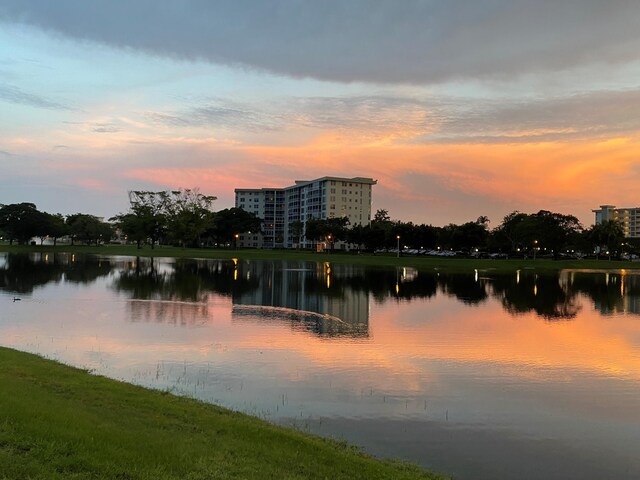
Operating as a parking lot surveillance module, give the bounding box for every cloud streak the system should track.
[0,83,72,110]
[2,1,640,84]
[142,88,640,145]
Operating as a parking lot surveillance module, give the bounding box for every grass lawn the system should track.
[0,243,637,272]
[0,347,445,480]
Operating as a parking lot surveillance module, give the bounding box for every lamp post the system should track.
[533,239,538,260]
[327,234,332,253]
[396,235,400,258]
[234,233,239,250]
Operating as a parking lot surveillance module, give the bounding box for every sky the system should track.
[1,0,640,227]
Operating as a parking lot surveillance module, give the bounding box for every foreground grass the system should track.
[0,243,638,272]
[0,348,444,480]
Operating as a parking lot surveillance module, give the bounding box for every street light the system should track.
[396,235,400,258]
[327,234,332,253]
[234,233,239,250]
[533,240,538,260]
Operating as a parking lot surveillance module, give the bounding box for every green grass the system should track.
[0,347,445,480]
[0,243,637,272]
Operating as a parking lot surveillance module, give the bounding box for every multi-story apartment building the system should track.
[592,205,640,238]
[235,176,376,249]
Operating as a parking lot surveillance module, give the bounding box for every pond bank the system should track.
[0,347,444,479]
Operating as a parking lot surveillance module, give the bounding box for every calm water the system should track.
[1,253,639,479]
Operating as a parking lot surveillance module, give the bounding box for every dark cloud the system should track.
[0,83,72,110]
[1,1,639,84]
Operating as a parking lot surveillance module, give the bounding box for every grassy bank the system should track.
[0,243,637,272]
[0,347,444,479]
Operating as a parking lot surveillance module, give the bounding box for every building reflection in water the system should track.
[4,253,640,328]
[126,299,210,327]
[231,261,370,338]
[560,269,640,316]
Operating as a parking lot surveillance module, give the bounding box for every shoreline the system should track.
[0,346,444,479]
[0,244,637,273]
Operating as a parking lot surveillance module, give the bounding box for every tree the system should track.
[438,220,489,252]
[111,213,148,249]
[491,211,529,252]
[529,210,583,260]
[126,191,170,248]
[289,221,304,249]
[164,189,217,248]
[304,219,326,245]
[347,224,367,251]
[0,203,43,245]
[66,214,113,246]
[209,208,262,245]
[304,217,350,249]
[45,213,69,246]
[491,210,582,258]
[372,209,391,224]
[587,220,624,259]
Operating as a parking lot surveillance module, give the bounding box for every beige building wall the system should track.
[592,205,640,238]
[235,176,376,249]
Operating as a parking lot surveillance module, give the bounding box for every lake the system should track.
[1,252,639,479]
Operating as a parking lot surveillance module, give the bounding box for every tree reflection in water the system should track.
[3,253,640,327]
[0,252,111,293]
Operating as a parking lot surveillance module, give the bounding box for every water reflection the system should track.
[231,262,370,337]
[0,252,111,293]
[3,254,640,323]
[1,253,640,480]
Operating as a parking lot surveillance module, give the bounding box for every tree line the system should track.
[0,191,634,258]
[0,189,261,248]
[302,209,633,259]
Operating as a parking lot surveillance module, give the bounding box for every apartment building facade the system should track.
[592,205,640,238]
[235,176,376,249]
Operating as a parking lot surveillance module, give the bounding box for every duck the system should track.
[12,297,21,302]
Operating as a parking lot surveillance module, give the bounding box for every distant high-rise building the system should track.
[592,205,640,238]
[235,176,377,249]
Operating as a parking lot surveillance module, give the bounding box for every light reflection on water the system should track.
[1,253,640,480]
